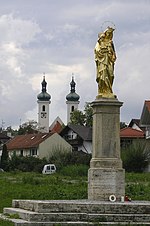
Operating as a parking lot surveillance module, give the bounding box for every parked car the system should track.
[42,164,56,175]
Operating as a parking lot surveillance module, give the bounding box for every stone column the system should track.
[88,98,125,201]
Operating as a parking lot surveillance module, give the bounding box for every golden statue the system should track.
[94,26,116,98]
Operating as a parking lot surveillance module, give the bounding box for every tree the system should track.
[70,103,93,127]
[121,142,150,172]
[6,126,18,136]
[18,120,39,135]
[70,110,85,126]
[84,102,93,127]
[0,144,9,170]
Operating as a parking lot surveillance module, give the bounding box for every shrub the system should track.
[121,142,150,172]
[8,156,48,173]
[48,150,72,170]
[70,151,91,165]
[0,144,9,171]
[7,148,91,173]
[48,149,91,171]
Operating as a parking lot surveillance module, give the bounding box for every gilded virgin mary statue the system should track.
[94,26,116,98]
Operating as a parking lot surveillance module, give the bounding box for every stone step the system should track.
[12,199,150,214]
[3,207,150,223]
[6,220,150,226]
[2,217,150,226]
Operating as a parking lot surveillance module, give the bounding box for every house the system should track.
[120,126,150,172]
[7,132,72,159]
[140,100,150,139]
[49,116,64,133]
[59,124,92,154]
[120,127,145,148]
[128,119,145,132]
[123,100,150,147]
[0,133,11,147]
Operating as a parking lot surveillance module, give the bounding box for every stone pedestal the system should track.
[88,98,125,201]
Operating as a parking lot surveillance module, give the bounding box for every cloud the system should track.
[0,14,41,44]
[0,1,150,128]
[0,14,41,127]
[114,30,150,122]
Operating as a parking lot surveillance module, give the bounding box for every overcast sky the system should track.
[0,0,150,129]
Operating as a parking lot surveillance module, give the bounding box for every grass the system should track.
[0,170,87,213]
[0,219,14,226]
[0,169,149,226]
[125,172,150,201]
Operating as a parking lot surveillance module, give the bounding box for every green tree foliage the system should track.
[84,102,93,127]
[8,155,47,172]
[49,150,91,170]
[70,110,85,126]
[70,102,93,127]
[18,120,39,135]
[0,144,9,170]
[121,142,150,172]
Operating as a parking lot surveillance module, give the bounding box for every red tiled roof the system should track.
[120,127,145,138]
[51,121,63,133]
[7,132,54,150]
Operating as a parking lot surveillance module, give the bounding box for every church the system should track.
[37,76,80,133]
[36,76,92,154]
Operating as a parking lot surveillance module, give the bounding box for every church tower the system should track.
[66,77,80,124]
[37,76,51,133]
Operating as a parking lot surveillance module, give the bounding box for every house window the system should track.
[30,148,37,156]
[42,105,45,111]
[120,139,132,149]
[20,150,23,157]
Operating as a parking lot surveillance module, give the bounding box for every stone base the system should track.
[90,157,122,168]
[88,167,125,201]
[2,199,150,225]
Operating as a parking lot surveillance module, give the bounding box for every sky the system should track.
[0,0,150,129]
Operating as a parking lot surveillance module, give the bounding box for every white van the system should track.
[42,164,56,174]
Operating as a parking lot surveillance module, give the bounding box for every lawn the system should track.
[0,169,149,225]
[125,172,150,201]
[0,219,14,226]
[0,170,87,213]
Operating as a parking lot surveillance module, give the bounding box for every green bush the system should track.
[48,149,72,170]
[121,142,150,172]
[8,156,47,173]
[7,148,91,173]
[48,149,91,171]
[70,151,91,165]
[0,144,9,171]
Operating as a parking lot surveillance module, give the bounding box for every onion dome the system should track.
[66,77,80,101]
[37,76,51,101]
